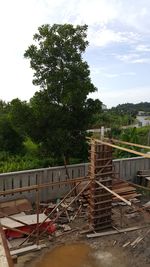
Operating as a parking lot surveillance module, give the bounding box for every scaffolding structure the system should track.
[88,139,113,231]
[0,137,150,265]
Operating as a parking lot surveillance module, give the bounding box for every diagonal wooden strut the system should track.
[93,138,150,159]
[96,181,131,206]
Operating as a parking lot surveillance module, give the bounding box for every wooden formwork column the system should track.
[88,140,113,231]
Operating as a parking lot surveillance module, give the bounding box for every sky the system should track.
[0,0,150,108]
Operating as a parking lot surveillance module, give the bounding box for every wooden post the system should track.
[88,140,113,231]
[0,225,14,267]
[101,126,104,141]
[36,175,40,246]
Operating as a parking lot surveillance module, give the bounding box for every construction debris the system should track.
[0,137,149,266]
[113,180,141,201]
[122,229,150,248]
[10,243,46,256]
[0,213,56,239]
[86,225,150,238]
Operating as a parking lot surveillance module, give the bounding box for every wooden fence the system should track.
[0,157,149,202]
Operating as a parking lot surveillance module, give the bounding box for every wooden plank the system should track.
[96,181,131,206]
[128,181,150,191]
[110,138,150,150]
[113,193,141,200]
[87,226,150,238]
[0,212,29,227]
[93,138,150,159]
[0,214,50,229]
[10,244,46,256]
[0,177,89,196]
[114,186,136,193]
[0,225,14,267]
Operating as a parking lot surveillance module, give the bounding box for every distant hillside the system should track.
[111,102,150,115]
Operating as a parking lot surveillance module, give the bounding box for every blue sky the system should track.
[0,0,150,108]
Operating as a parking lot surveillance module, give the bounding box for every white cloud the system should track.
[119,3,150,33]
[89,28,140,47]
[136,44,150,52]
[73,0,118,25]
[0,0,150,106]
[91,67,136,78]
[116,53,150,64]
[103,71,136,78]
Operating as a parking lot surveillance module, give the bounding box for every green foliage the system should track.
[0,116,24,154]
[24,24,96,103]
[0,150,84,173]
[91,110,133,129]
[111,102,150,115]
[0,24,102,170]
[8,98,35,137]
[112,126,150,158]
[23,137,39,156]
[0,100,8,115]
[24,24,99,161]
[0,153,41,173]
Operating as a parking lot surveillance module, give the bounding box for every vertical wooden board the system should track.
[133,158,143,182]
[144,158,150,170]
[28,172,38,202]
[66,166,73,180]
[0,176,17,202]
[113,161,120,178]
[136,158,142,171]
[78,165,85,177]
[120,160,125,180]
[0,177,5,202]
[35,171,43,203]
[59,168,69,197]
[3,176,16,201]
[128,159,133,181]
[84,163,89,176]
[49,169,61,200]
[130,159,137,182]
[40,169,50,202]
[71,166,78,179]
[3,176,12,191]
[135,159,143,174]
[120,159,133,180]
[20,173,32,201]
[10,174,22,200]
[124,160,132,180]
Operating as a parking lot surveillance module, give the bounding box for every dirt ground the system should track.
[15,199,150,267]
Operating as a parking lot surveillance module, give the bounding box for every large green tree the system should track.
[24,24,101,161]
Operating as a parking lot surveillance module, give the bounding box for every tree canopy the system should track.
[24,24,101,161]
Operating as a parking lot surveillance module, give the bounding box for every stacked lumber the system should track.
[137,170,150,187]
[112,179,140,201]
[77,179,140,205]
